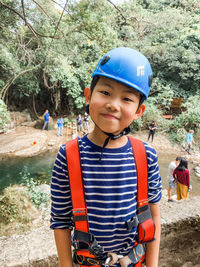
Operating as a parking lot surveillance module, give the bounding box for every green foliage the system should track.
[63,117,69,126]
[0,100,10,132]
[149,77,174,111]
[174,96,200,130]
[12,72,40,98]
[0,0,200,120]
[20,167,49,208]
[0,186,30,225]
[0,188,18,224]
[168,127,187,145]
[161,96,200,145]
[142,100,164,128]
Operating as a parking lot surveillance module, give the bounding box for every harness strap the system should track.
[66,138,89,233]
[66,137,154,266]
[66,138,101,267]
[129,137,155,244]
[128,137,148,208]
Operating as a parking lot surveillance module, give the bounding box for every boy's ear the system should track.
[84,87,91,104]
[135,104,146,119]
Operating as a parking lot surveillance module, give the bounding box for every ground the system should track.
[0,121,194,158]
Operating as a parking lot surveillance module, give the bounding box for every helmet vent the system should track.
[100,55,110,66]
[149,74,153,87]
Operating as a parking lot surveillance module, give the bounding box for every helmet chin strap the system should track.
[99,127,130,161]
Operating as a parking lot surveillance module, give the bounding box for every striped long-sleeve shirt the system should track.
[50,135,162,258]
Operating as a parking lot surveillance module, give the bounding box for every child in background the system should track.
[76,114,84,132]
[167,157,181,202]
[83,112,89,132]
[173,158,190,200]
[57,117,64,136]
[50,47,162,267]
[185,129,195,154]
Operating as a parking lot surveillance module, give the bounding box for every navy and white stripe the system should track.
[50,135,162,256]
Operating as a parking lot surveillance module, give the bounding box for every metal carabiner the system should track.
[105,254,123,266]
[105,256,112,267]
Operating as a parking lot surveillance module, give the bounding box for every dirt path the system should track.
[0,125,75,159]
[0,124,186,156]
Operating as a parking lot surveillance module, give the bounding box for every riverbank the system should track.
[1,122,200,160]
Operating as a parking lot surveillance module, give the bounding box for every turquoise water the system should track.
[0,152,199,195]
[0,152,57,191]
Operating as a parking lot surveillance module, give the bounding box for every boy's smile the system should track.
[85,77,145,140]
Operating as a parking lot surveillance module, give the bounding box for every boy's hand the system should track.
[119,255,132,267]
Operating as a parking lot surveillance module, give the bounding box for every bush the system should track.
[63,117,69,126]
[0,186,30,225]
[20,167,49,208]
[0,100,10,132]
[166,96,200,146]
[168,127,187,145]
[130,100,170,133]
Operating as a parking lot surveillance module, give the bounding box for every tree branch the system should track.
[0,0,61,39]
[0,67,39,101]
[106,0,127,22]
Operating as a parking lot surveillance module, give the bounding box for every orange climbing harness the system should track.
[66,136,155,267]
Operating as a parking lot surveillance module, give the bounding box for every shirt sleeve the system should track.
[145,144,162,204]
[173,168,176,178]
[186,169,190,187]
[50,144,73,229]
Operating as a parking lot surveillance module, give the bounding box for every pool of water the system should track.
[0,152,199,195]
[0,152,57,191]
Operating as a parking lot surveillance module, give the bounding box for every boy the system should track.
[50,47,162,267]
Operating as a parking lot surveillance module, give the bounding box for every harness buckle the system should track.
[126,216,139,231]
[89,238,106,260]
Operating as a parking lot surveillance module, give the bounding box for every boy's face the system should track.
[85,77,145,135]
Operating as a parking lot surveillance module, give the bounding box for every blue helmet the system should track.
[91,47,153,99]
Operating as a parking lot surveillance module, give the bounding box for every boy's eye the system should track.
[100,90,110,96]
[123,97,133,102]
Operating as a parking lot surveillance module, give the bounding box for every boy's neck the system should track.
[87,128,128,148]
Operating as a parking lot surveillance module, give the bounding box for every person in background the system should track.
[173,158,190,200]
[42,109,50,131]
[185,129,195,154]
[147,121,157,142]
[57,117,64,136]
[83,112,89,132]
[76,114,84,132]
[167,157,182,202]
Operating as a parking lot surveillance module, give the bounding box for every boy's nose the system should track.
[105,99,120,111]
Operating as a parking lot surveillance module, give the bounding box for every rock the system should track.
[36,184,50,195]
[194,166,200,178]
[48,141,55,146]
[7,111,32,130]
